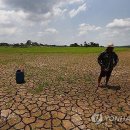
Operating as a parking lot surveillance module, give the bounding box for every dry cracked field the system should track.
[0,52,130,130]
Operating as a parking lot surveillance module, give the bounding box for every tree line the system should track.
[70,41,99,47]
[0,40,101,47]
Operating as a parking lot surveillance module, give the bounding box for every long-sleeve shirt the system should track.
[98,51,119,70]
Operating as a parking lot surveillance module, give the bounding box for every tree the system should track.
[26,40,32,46]
[32,42,39,46]
[80,44,83,47]
[13,43,20,47]
[0,43,9,46]
[89,42,99,47]
[84,41,89,47]
[70,43,80,47]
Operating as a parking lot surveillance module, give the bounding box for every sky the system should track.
[0,0,130,46]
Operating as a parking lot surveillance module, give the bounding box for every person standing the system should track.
[98,43,119,87]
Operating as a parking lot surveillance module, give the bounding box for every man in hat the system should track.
[98,43,119,87]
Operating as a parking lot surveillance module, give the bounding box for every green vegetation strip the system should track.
[0,47,129,54]
[31,82,49,94]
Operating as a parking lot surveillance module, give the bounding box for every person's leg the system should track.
[98,76,102,87]
[105,76,110,86]
[105,69,112,86]
[98,68,105,87]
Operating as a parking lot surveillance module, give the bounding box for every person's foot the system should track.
[98,83,100,87]
[105,84,108,87]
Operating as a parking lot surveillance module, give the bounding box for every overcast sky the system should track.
[0,0,130,46]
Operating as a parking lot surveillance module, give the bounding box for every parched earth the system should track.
[0,52,130,130]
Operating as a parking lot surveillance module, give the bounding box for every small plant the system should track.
[118,107,124,112]
[59,66,67,70]
[32,82,49,94]
[67,78,75,84]
[104,88,108,91]
[57,76,65,81]
[84,74,91,82]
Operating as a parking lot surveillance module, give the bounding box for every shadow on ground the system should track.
[107,85,121,91]
[100,85,121,91]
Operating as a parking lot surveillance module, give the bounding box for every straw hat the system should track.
[107,43,114,48]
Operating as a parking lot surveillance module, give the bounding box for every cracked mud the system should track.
[0,52,130,130]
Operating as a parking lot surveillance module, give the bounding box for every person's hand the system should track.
[113,64,116,68]
[104,68,109,71]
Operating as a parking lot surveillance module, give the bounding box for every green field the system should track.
[0,46,129,54]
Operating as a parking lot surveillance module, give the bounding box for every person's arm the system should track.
[113,53,119,67]
[98,53,104,67]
